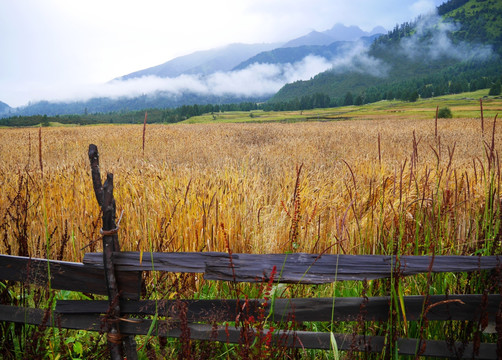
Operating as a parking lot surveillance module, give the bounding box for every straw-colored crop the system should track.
[1,115,499,263]
[1,112,500,358]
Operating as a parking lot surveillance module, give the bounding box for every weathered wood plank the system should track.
[0,304,103,332]
[56,299,253,322]
[204,253,502,283]
[83,251,225,273]
[56,294,501,325]
[0,254,141,299]
[83,252,501,284]
[270,294,501,324]
[1,305,497,358]
[117,321,498,358]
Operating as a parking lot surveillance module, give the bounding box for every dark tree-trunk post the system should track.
[88,144,138,360]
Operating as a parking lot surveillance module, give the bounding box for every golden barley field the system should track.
[0,115,500,265]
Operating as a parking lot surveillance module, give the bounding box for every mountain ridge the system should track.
[0,101,11,115]
[232,34,380,71]
[282,23,386,48]
[270,0,502,104]
[116,42,281,80]
[118,23,381,81]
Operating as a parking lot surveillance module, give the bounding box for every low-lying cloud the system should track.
[67,57,331,102]
[328,42,390,77]
[20,13,494,108]
[27,42,386,105]
[399,13,493,61]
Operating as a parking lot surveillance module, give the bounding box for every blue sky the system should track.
[0,0,445,107]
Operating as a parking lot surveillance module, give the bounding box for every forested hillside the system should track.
[270,0,502,106]
[440,0,502,50]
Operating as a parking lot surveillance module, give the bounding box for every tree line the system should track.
[0,103,260,127]
[1,61,500,127]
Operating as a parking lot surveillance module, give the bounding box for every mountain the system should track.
[119,23,384,80]
[2,21,388,117]
[233,35,380,71]
[270,0,502,104]
[281,31,340,48]
[324,24,386,41]
[439,0,502,52]
[117,43,280,80]
[282,23,385,48]
[0,101,11,116]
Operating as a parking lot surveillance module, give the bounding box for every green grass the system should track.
[182,89,501,124]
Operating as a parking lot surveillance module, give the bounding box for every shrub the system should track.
[408,90,419,102]
[437,107,452,118]
[488,81,501,96]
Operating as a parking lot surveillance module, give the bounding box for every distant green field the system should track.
[2,89,499,128]
[182,89,501,124]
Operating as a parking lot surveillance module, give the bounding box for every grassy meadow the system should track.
[0,95,501,358]
[183,89,501,124]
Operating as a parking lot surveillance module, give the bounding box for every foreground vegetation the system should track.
[0,100,500,358]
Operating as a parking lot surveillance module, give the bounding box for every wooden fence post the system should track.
[88,144,138,360]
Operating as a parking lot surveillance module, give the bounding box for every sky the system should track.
[0,0,446,107]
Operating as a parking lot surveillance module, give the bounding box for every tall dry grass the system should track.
[1,116,500,263]
[1,115,500,358]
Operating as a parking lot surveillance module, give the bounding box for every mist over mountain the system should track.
[3,0,502,119]
[233,34,380,71]
[118,23,381,81]
[117,43,281,80]
[271,0,502,104]
[4,22,386,117]
[8,56,339,116]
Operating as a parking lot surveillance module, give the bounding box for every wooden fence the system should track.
[0,251,501,359]
[0,144,501,359]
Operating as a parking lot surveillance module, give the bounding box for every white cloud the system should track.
[34,56,334,103]
[0,0,448,107]
[0,55,343,107]
[16,42,390,105]
[329,42,390,77]
[399,14,493,61]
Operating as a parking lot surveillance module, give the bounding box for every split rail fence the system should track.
[0,251,501,359]
[0,144,501,359]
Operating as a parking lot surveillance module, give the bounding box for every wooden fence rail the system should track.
[83,251,501,283]
[0,254,141,298]
[1,304,498,358]
[3,251,500,292]
[0,252,501,358]
[54,294,502,324]
[1,303,499,359]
